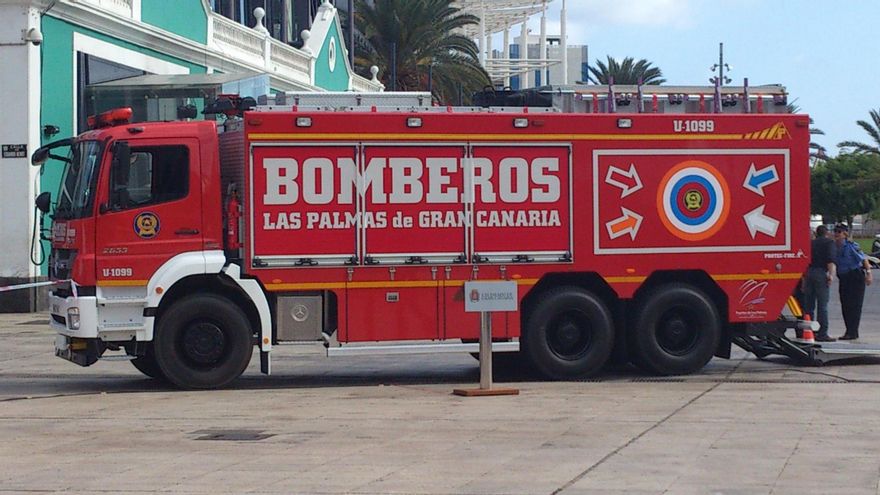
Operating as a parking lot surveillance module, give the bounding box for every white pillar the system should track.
[0,5,41,285]
[478,0,486,65]
[502,24,510,88]
[520,15,530,88]
[539,0,547,86]
[486,29,493,63]
[561,0,568,84]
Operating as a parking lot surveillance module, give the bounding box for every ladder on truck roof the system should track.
[474,83,790,114]
[256,83,790,115]
[257,91,434,110]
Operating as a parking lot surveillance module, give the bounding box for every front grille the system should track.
[53,285,95,298]
[51,314,66,326]
[49,249,77,280]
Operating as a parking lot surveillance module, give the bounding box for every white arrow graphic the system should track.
[744,205,780,238]
[606,207,644,240]
[743,163,779,196]
[605,164,643,198]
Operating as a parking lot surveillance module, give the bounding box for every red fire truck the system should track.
[34,88,833,389]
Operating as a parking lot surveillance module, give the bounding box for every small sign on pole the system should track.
[454,281,519,397]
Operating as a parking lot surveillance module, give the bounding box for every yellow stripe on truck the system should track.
[248,133,746,142]
[263,274,800,292]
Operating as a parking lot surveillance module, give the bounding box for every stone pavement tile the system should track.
[68,461,195,493]
[163,468,292,494]
[460,475,581,495]
[556,490,664,495]
[773,454,880,492]
[661,484,773,495]
[666,455,790,487]
[769,487,875,495]
[20,492,199,495]
[357,458,510,494]
[231,454,332,473]
[261,463,398,494]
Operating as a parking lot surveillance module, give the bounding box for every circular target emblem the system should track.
[657,160,730,241]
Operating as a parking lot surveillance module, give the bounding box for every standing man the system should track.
[834,223,873,340]
[803,225,836,341]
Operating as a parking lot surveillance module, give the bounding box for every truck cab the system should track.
[37,108,267,387]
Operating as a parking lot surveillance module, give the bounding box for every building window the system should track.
[77,53,146,133]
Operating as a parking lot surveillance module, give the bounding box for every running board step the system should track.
[734,320,880,365]
[326,341,519,357]
[810,342,880,364]
[97,297,148,306]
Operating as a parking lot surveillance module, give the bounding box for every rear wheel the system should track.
[466,345,527,371]
[522,286,614,379]
[153,294,253,389]
[630,284,721,375]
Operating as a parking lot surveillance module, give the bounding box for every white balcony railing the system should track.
[211,13,265,61]
[268,38,312,78]
[74,0,137,20]
[208,5,381,91]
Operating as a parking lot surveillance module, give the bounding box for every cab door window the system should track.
[110,145,189,210]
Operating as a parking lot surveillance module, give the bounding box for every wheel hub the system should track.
[548,313,592,360]
[657,313,698,355]
[182,322,226,365]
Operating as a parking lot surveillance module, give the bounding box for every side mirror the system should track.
[31,147,49,166]
[31,138,74,166]
[35,191,51,214]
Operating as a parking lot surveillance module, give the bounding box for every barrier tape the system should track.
[0,279,76,296]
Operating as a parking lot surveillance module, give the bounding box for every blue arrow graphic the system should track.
[743,163,779,196]
[749,169,776,189]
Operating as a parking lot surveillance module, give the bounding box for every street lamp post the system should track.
[709,42,732,86]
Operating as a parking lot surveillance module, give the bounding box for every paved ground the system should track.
[1,281,880,494]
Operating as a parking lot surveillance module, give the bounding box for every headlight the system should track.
[67,307,80,330]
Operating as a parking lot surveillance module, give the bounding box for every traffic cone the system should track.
[800,314,815,344]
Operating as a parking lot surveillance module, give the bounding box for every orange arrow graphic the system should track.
[606,208,643,240]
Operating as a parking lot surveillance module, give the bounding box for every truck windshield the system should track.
[56,141,102,220]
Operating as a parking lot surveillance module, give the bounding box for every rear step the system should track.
[733,318,880,365]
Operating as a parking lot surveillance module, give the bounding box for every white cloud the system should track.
[499,0,696,45]
[562,0,695,29]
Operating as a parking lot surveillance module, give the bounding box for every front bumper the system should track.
[54,334,102,366]
[49,292,98,338]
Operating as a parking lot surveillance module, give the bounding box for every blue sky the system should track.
[522,0,880,156]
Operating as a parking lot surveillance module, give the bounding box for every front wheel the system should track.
[522,286,614,379]
[130,344,165,380]
[153,294,254,389]
[630,284,721,375]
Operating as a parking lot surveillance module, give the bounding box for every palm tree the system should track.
[354,0,490,104]
[788,103,827,163]
[588,56,666,85]
[838,109,880,154]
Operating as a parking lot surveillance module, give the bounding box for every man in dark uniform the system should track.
[834,223,873,340]
[803,225,836,341]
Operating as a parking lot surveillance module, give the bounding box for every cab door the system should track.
[95,139,203,287]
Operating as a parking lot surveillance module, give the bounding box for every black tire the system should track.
[521,286,614,379]
[130,344,165,380]
[630,284,721,375]
[468,349,527,371]
[153,294,254,389]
